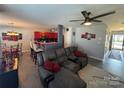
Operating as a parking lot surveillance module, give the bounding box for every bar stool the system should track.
[32,43,43,64]
[18,43,23,56]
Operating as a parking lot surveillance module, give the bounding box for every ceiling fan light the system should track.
[84,22,92,26]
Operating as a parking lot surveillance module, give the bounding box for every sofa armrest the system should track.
[38,66,54,87]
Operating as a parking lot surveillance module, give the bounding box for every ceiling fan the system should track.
[69,11,116,25]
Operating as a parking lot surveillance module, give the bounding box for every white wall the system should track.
[0,26,49,52]
[75,24,107,60]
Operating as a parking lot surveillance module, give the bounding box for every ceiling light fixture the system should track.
[84,22,92,26]
[7,22,19,35]
[119,28,124,30]
[7,32,19,35]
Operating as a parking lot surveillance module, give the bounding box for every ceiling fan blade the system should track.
[92,20,102,22]
[69,20,84,22]
[91,11,115,20]
[80,22,86,25]
[81,11,89,18]
[81,11,91,18]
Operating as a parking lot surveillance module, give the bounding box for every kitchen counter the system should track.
[38,42,57,45]
[36,42,61,50]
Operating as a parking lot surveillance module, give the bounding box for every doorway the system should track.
[63,27,72,48]
[111,34,124,50]
[108,33,124,62]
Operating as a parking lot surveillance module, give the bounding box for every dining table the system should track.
[0,46,19,87]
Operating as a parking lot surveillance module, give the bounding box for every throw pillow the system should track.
[44,60,60,73]
[52,63,61,72]
[74,50,87,57]
[44,60,53,72]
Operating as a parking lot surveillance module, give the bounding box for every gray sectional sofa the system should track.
[36,46,88,88]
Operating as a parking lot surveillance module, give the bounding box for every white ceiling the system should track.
[0,4,124,30]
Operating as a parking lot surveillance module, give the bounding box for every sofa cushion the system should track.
[56,56,67,62]
[62,61,80,73]
[56,48,66,57]
[70,47,78,53]
[44,60,60,73]
[38,66,54,87]
[45,50,57,61]
[68,55,78,61]
[38,66,54,80]
[64,47,71,56]
[53,56,66,66]
[48,67,87,88]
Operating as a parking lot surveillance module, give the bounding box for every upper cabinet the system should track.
[34,31,58,42]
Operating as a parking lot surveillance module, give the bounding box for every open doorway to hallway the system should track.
[102,32,124,78]
[108,33,124,62]
[111,34,124,50]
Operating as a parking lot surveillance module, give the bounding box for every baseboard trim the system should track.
[88,56,103,61]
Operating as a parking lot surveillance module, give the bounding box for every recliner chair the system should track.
[55,48,80,73]
[65,47,88,68]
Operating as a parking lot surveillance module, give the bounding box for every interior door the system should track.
[63,28,72,47]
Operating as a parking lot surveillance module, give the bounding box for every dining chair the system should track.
[1,43,6,49]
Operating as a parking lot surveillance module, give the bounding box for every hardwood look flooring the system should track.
[18,50,124,87]
[18,52,43,88]
[89,50,124,79]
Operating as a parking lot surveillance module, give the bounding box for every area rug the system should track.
[109,50,122,61]
[78,64,124,88]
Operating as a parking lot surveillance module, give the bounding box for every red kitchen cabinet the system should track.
[34,32,41,39]
[34,31,58,41]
